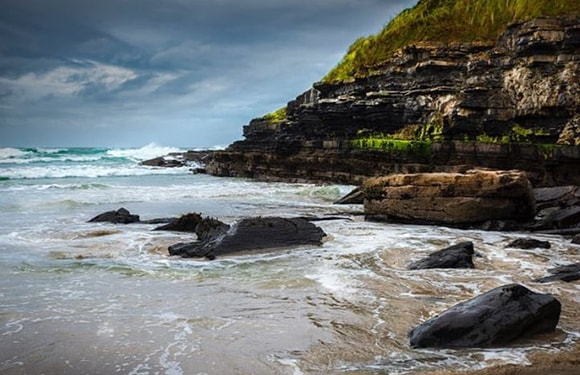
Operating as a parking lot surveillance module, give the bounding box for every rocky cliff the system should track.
[206,17,580,186]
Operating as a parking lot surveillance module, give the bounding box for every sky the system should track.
[0,0,418,148]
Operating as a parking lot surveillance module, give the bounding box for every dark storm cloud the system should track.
[0,0,418,147]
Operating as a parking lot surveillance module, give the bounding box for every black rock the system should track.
[506,238,551,249]
[88,208,140,224]
[169,217,326,260]
[408,284,561,348]
[534,263,580,283]
[154,213,204,233]
[408,241,475,270]
[194,217,230,241]
[573,233,580,245]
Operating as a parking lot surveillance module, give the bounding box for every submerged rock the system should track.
[408,284,561,348]
[408,241,475,270]
[506,238,551,249]
[534,263,580,283]
[168,217,326,260]
[88,207,140,224]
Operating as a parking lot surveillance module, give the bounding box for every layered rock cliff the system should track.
[206,17,580,186]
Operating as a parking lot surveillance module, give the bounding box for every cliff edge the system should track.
[207,16,580,186]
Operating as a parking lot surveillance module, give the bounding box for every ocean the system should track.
[0,145,579,374]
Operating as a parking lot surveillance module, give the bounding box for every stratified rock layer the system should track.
[363,170,536,225]
[207,17,580,186]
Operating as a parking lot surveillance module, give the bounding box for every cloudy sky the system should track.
[0,0,417,148]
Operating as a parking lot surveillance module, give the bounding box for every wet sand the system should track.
[427,342,580,374]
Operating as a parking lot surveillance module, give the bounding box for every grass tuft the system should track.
[323,0,580,83]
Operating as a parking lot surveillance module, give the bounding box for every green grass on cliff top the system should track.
[323,0,580,83]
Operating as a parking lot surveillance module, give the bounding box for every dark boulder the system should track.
[169,217,326,260]
[88,208,140,224]
[506,238,551,249]
[573,233,580,244]
[408,241,475,270]
[408,284,561,348]
[534,263,580,283]
[154,213,204,232]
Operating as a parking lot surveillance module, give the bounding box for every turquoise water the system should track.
[0,145,579,374]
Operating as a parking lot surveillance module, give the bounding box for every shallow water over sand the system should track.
[1,150,579,374]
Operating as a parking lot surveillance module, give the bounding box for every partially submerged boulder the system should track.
[506,238,551,249]
[364,170,536,226]
[88,207,140,224]
[169,217,326,260]
[141,156,183,168]
[408,284,561,348]
[408,241,475,270]
[534,263,580,283]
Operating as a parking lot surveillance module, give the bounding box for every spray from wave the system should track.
[0,144,194,180]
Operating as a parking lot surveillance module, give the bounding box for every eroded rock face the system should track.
[363,170,536,225]
[207,17,580,186]
[408,284,561,348]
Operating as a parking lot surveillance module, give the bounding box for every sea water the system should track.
[1,145,579,374]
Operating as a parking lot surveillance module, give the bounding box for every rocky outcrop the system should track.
[88,208,140,224]
[141,150,215,172]
[206,17,580,186]
[408,284,561,348]
[168,217,326,260]
[408,241,475,270]
[363,169,536,225]
[140,156,184,168]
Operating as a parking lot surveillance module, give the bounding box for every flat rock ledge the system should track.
[363,169,536,226]
[168,216,326,260]
[408,284,561,348]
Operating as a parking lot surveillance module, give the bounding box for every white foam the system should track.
[107,143,184,161]
[0,164,189,179]
[0,147,29,160]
